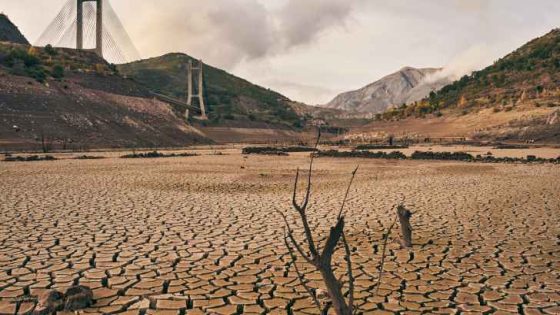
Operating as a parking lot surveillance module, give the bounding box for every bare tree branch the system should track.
[337,166,360,219]
[276,210,314,265]
[321,217,345,267]
[374,216,397,296]
[287,232,315,266]
[342,232,354,314]
[279,128,405,315]
[284,233,322,312]
[292,167,319,260]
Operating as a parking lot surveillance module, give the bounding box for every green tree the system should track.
[45,44,57,56]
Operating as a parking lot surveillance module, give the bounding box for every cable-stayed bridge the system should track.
[34,0,208,120]
[35,0,140,64]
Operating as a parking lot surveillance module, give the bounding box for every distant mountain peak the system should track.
[325,66,449,114]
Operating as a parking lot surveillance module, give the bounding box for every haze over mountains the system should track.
[325,67,451,114]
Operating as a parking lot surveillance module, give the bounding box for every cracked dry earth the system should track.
[0,152,559,315]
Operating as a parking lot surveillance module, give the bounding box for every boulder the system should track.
[33,290,64,315]
[64,285,93,311]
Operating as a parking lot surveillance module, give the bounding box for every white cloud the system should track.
[1,0,560,104]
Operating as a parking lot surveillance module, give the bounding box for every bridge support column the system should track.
[77,0,83,49]
[76,0,103,58]
[96,0,103,57]
[186,59,208,120]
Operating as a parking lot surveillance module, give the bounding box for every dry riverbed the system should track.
[0,151,559,314]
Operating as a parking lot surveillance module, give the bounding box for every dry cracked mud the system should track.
[0,151,559,314]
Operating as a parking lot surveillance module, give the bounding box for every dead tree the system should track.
[278,131,397,315]
[397,205,412,248]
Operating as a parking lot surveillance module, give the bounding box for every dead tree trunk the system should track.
[397,205,412,248]
[279,130,397,315]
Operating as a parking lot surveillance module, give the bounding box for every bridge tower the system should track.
[186,59,208,120]
[76,0,103,57]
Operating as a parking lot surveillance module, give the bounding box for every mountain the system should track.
[0,14,29,45]
[118,54,302,128]
[0,42,209,150]
[355,29,560,143]
[425,28,560,112]
[325,67,450,114]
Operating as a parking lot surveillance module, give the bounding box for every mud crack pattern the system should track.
[0,153,559,314]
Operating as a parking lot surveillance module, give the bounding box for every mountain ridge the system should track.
[355,28,560,143]
[325,66,450,114]
[118,53,304,129]
[0,14,29,45]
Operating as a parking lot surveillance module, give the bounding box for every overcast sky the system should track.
[1,0,560,104]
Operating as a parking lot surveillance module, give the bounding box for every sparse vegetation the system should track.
[376,29,560,120]
[0,41,118,83]
[52,64,64,79]
[117,53,302,128]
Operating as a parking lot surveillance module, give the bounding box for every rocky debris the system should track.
[315,150,407,159]
[253,151,289,156]
[64,286,93,311]
[3,155,56,162]
[494,144,530,149]
[32,286,94,314]
[74,155,105,160]
[546,110,559,125]
[474,154,560,164]
[316,149,560,164]
[242,146,317,155]
[121,151,198,159]
[411,151,475,161]
[355,144,409,150]
[34,290,64,315]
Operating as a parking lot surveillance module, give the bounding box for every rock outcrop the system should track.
[0,14,29,45]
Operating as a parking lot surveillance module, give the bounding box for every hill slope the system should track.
[354,29,560,143]
[0,43,209,150]
[0,14,29,45]
[326,67,450,113]
[427,28,560,112]
[118,54,302,128]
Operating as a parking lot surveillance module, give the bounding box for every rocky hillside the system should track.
[355,29,560,143]
[118,54,303,128]
[378,29,560,121]
[426,28,560,112]
[0,43,209,150]
[0,14,28,45]
[325,67,450,113]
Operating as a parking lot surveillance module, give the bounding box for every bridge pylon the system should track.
[77,0,103,58]
[186,59,208,120]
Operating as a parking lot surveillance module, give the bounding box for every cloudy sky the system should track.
[2,0,560,104]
